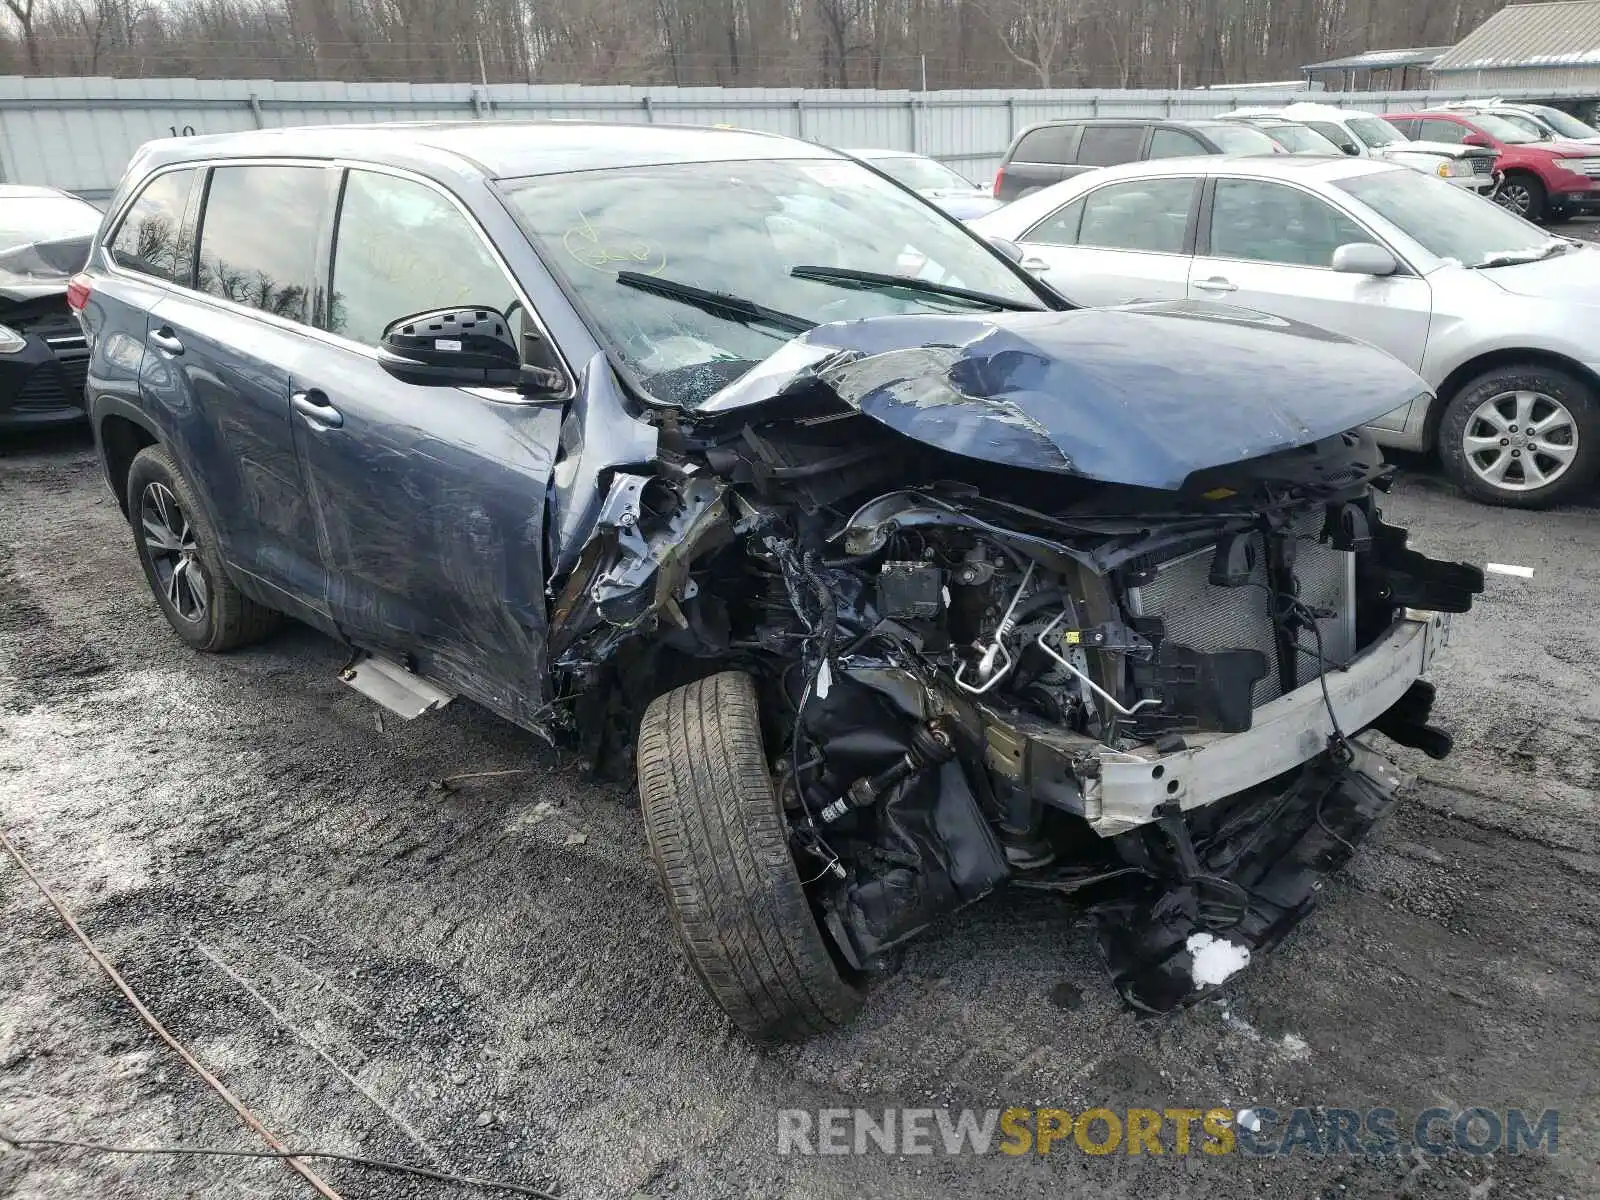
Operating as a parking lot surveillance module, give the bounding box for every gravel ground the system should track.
[2,417,1598,1200]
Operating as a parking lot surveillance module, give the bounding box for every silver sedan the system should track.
[970,155,1600,507]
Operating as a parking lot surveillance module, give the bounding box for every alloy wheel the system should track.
[139,481,210,621]
[1462,389,1578,493]
[1495,182,1533,216]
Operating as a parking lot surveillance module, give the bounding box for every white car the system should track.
[1228,102,1498,195]
[970,155,1600,508]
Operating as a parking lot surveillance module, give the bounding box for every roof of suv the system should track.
[130,120,832,180]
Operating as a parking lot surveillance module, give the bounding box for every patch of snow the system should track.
[1280,1032,1311,1059]
[1187,932,1251,988]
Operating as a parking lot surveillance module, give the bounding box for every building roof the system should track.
[1302,46,1451,73]
[1432,1,1600,71]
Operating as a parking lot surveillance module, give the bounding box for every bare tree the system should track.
[981,0,1071,86]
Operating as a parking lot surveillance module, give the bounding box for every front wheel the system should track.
[1494,173,1547,222]
[1437,365,1600,508]
[637,671,863,1040]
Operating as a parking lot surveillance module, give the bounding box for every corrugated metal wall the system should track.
[1431,67,1600,94]
[1,75,1593,198]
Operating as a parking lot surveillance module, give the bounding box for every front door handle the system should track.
[1194,277,1238,294]
[292,389,343,429]
[149,327,184,355]
[1020,256,1051,273]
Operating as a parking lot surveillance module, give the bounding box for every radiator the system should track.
[1126,512,1356,709]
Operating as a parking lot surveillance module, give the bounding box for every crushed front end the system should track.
[549,306,1484,1013]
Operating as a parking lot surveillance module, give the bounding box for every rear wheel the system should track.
[127,445,281,651]
[1438,365,1600,508]
[637,671,863,1040]
[1494,172,1547,222]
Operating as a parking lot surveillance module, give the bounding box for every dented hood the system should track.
[699,301,1427,491]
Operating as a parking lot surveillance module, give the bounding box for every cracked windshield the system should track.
[504,157,1040,407]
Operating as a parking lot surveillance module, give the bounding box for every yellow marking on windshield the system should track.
[562,212,667,276]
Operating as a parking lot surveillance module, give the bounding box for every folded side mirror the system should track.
[1331,242,1399,277]
[379,306,526,388]
[1462,132,1493,148]
[1341,142,1362,156]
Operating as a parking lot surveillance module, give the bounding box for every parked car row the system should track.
[971,154,1600,507]
[61,121,1481,1038]
[0,185,105,431]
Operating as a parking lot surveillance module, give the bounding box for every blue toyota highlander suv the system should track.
[71,121,1478,1039]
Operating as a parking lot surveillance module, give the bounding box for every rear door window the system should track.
[1076,125,1148,167]
[1075,178,1197,253]
[329,169,517,348]
[1011,125,1076,164]
[1149,129,1208,158]
[196,165,327,324]
[109,168,198,284]
[1419,119,1467,144]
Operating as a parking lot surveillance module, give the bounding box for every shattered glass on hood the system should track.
[701,301,1430,492]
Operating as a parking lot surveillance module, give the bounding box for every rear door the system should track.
[136,161,340,632]
[287,165,566,729]
[1013,175,1199,306]
[1187,176,1432,429]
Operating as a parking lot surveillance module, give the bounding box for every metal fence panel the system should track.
[0,75,1594,197]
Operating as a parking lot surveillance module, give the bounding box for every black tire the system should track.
[637,671,863,1040]
[1495,172,1547,222]
[1437,364,1600,509]
[126,445,281,651]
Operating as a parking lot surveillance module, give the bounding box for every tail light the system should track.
[992,167,1005,198]
[66,273,92,313]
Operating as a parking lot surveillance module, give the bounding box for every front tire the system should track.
[1437,365,1600,508]
[637,671,863,1040]
[1495,172,1547,222]
[126,445,281,651]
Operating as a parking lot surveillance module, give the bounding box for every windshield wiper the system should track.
[1475,240,1569,269]
[789,265,1044,313]
[615,270,815,335]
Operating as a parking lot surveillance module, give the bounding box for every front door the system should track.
[1015,176,1199,307]
[1188,177,1433,430]
[288,167,565,730]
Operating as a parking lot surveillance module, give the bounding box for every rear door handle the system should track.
[149,327,184,355]
[1194,277,1238,294]
[292,389,343,429]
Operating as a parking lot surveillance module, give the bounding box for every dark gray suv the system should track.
[69,120,1477,1040]
[994,118,1282,201]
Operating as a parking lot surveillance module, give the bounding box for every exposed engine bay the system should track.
[546,387,1481,1012]
[538,305,1484,1015]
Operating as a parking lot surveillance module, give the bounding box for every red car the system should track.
[1385,110,1600,223]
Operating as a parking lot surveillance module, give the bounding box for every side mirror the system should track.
[1340,142,1362,156]
[984,234,1025,263]
[379,306,532,389]
[1331,242,1398,277]
[1462,132,1492,148]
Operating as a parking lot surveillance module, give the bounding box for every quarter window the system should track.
[1074,178,1196,253]
[1076,125,1147,167]
[1012,125,1076,164]
[1208,179,1372,267]
[109,169,197,283]
[330,170,517,348]
[197,166,326,323]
